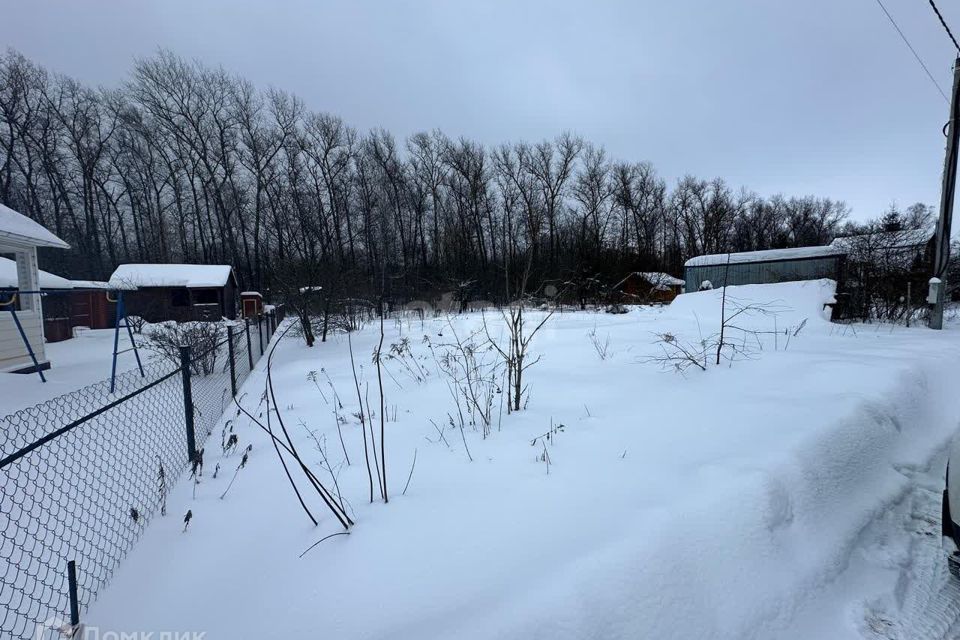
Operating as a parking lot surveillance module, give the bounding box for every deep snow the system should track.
[2,328,147,413]
[77,280,960,639]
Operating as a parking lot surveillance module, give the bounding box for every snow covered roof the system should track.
[108,264,235,289]
[0,256,73,289]
[69,279,111,290]
[613,272,685,292]
[0,202,69,249]
[684,246,844,268]
[638,272,685,287]
[829,228,932,252]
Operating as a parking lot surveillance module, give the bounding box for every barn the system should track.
[0,203,70,373]
[683,246,846,293]
[108,264,238,322]
[612,272,685,303]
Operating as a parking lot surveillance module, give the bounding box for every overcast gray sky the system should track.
[3,0,959,221]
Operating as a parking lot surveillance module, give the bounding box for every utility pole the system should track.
[931,56,960,329]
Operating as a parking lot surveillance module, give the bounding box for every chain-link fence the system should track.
[0,307,284,639]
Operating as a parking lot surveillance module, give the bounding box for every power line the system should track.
[872,0,949,102]
[928,0,960,53]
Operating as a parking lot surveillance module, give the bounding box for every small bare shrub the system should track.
[647,332,710,373]
[426,321,503,438]
[587,327,613,360]
[482,304,552,412]
[127,315,148,334]
[145,321,227,375]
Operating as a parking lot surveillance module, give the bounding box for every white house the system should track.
[0,203,70,373]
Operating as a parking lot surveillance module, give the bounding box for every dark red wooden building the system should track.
[108,264,238,322]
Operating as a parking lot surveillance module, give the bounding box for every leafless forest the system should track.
[0,49,921,301]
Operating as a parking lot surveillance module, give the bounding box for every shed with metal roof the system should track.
[683,246,846,293]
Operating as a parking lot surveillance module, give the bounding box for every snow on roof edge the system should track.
[0,203,69,249]
[69,279,112,290]
[0,256,73,289]
[829,227,932,250]
[108,264,235,289]
[684,245,845,268]
[638,272,685,286]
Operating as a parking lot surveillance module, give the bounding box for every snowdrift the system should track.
[468,347,960,639]
[666,279,837,332]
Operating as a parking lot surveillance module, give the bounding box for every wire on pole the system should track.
[873,0,950,102]
[928,0,960,52]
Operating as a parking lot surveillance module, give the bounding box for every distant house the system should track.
[829,228,934,320]
[683,246,846,293]
[613,272,685,303]
[829,228,933,271]
[108,264,238,322]
[0,258,116,342]
[0,203,70,373]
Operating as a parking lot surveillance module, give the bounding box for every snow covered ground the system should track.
[76,280,960,639]
[2,328,148,413]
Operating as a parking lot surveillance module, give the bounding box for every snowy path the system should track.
[792,445,960,640]
[859,450,960,640]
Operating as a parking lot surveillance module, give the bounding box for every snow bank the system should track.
[665,278,837,331]
[473,352,960,639]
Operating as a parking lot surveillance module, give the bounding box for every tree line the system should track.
[0,48,917,303]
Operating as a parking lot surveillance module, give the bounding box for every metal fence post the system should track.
[179,345,197,462]
[227,325,237,396]
[67,560,80,629]
[245,318,254,370]
[257,315,264,356]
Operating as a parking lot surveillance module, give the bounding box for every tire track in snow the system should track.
[863,458,960,640]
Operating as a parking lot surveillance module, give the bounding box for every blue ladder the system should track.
[109,290,145,393]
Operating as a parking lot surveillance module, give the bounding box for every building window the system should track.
[171,289,189,307]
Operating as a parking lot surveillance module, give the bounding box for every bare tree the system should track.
[0,48,862,306]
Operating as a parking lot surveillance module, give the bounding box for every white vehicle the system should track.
[943,445,960,578]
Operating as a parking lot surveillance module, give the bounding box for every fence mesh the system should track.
[0,358,179,459]
[0,308,283,639]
